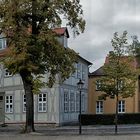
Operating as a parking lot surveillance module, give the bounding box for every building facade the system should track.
[88,60,140,115]
[0,28,92,125]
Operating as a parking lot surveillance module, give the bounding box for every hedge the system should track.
[80,113,140,125]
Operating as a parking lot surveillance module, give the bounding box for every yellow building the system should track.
[88,66,140,114]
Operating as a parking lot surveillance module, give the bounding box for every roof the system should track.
[105,55,139,68]
[53,27,69,38]
[78,55,92,65]
[89,66,104,77]
[0,27,70,55]
[90,54,139,77]
[0,27,92,67]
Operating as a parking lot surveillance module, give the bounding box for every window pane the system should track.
[23,95,26,112]
[38,93,47,112]
[0,39,3,49]
[39,98,42,102]
[38,103,42,111]
[5,95,13,113]
[43,97,46,101]
[64,92,69,112]
[96,101,103,114]
[118,100,125,113]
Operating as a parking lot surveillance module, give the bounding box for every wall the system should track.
[88,75,139,114]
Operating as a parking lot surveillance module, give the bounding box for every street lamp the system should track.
[77,79,84,134]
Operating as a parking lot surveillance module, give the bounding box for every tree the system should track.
[130,35,140,66]
[98,31,137,134]
[0,0,85,132]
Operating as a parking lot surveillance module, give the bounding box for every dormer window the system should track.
[5,69,12,77]
[53,27,69,48]
[63,33,68,48]
[0,35,6,50]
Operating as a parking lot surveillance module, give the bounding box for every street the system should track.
[1,135,140,140]
[0,124,140,140]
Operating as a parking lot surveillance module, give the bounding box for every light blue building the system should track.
[0,27,92,125]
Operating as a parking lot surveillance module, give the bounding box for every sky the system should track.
[68,0,140,72]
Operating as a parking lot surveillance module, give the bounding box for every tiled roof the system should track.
[53,27,69,38]
[90,54,139,77]
[105,55,139,68]
[0,27,70,57]
[89,66,104,76]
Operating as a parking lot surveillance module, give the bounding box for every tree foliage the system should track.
[98,31,137,134]
[130,35,140,55]
[0,0,86,132]
[99,31,137,100]
[0,0,85,88]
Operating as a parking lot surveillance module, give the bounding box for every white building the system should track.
[0,27,92,125]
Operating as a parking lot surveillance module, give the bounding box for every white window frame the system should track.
[76,92,79,112]
[77,63,81,79]
[64,91,69,113]
[0,37,6,50]
[63,35,68,48]
[118,100,125,113]
[96,101,103,114]
[38,93,47,112]
[5,95,13,113]
[81,94,85,112]
[70,92,75,112]
[72,63,77,78]
[82,64,86,80]
[4,69,12,77]
[23,94,26,112]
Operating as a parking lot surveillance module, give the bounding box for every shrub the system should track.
[81,113,140,125]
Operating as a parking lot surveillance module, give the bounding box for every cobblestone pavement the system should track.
[0,124,140,140]
[1,135,140,140]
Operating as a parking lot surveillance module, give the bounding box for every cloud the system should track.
[68,0,140,72]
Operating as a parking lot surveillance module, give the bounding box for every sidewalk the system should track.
[1,124,140,140]
[1,124,140,136]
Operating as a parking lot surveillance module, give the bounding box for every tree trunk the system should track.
[20,70,35,133]
[115,93,119,134]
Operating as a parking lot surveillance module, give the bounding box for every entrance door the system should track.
[0,93,5,124]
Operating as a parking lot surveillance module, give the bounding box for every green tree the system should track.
[130,35,140,55]
[0,0,85,132]
[130,35,140,66]
[99,31,137,134]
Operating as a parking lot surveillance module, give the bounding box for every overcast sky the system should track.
[68,0,140,72]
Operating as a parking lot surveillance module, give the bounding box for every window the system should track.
[118,100,125,113]
[96,80,102,91]
[5,95,13,113]
[64,91,69,112]
[81,94,85,112]
[77,63,81,79]
[72,63,76,77]
[64,36,68,48]
[0,39,3,49]
[82,64,86,80]
[38,93,47,112]
[70,92,75,112]
[0,37,6,50]
[76,93,79,112]
[23,95,26,112]
[5,69,12,77]
[96,101,103,114]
